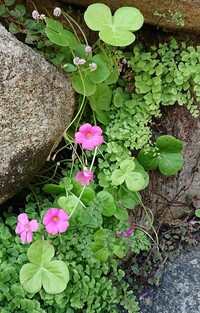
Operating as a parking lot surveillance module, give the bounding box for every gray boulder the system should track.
[139,241,200,312]
[0,25,75,204]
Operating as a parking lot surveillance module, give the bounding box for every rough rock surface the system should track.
[142,106,200,223]
[62,0,200,33]
[0,25,75,204]
[139,241,200,313]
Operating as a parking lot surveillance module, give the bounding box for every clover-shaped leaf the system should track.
[84,3,144,46]
[111,159,146,191]
[20,240,69,294]
[138,135,184,176]
[96,191,116,217]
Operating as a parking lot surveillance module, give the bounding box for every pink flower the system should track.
[43,208,69,235]
[75,123,104,150]
[15,213,38,244]
[76,169,94,186]
[117,227,134,238]
[85,45,92,53]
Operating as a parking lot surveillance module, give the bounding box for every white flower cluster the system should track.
[32,10,46,20]
[73,57,86,66]
[53,7,62,17]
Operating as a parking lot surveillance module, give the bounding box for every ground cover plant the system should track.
[0,1,200,312]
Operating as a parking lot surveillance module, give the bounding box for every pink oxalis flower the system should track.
[117,227,134,238]
[43,208,69,235]
[76,169,94,186]
[15,213,38,244]
[75,123,104,150]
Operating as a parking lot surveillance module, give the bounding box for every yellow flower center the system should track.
[86,133,92,138]
[53,217,58,222]
[26,225,30,230]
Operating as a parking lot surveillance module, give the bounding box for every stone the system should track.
[62,0,200,33]
[139,241,200,313]
[0,25,75,204]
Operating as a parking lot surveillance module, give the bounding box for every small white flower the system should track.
[73,57,80,65]
[32,10,40,20]
[89,62,97,71]
[85,45,92,53]
[79,58,86,65]
[53,7,62,17]
[39,14,46,20]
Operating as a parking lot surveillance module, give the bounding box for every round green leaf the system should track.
[138,148,160,170]
[88,83,112,111]
[84,3,112,31]
[45,28,69,46]
[125,172,145,192]
[71,72,96,96]
[159,153,184,176]
[156,135,183,153]
[195,209,200,218]
[111,169,125,186]
[20,263,42,294]
[88,54,110,84]
[97,191,116,217]
[99,27,136,47]
[27,240,54,265]
[120,159,135,173]
[114,206,128,220]
[45,17,63,32]
[113,7,144,31]
[43,184,65,195]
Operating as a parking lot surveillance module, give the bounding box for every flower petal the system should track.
[43,208,58,225]
[29,220,38,232]
[79,123,92,134]
[57,220,69,233]
[76,171,84,181]
[45,222,59,235]
[58,209,69,221]
[15,222,25,234]
[26,231,33,243]
[91,126,103,136]
[91,135,104,147]
[20,231,27,244]
[18,213,29,225]
[75,131,87,144]
[82,139,95,150]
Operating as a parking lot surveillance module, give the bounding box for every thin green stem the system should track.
[62,11,88,45]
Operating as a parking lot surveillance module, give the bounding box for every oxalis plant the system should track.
[0,1,193,312]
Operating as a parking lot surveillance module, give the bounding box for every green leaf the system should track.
[43,184,65,195]
[195,209,200,218]
[156,135,183,153]
[95,109,110,125]
[88,83,112,111]
[93,247,110,263]
[119,188,141,209]
[88,54,110,84]
[5,0,15,5]
[120,159,135,173]
[10,4,26,18]
[0,5,6,16]
[9,22,20,34]
[84,3,112,31]
[45,28,70,47]
[111,169,125,186]
[125,172,145,192]
[45,17,63,32]
[72,181,95,206]
[84,3,143,46]
[71,72,96,96]
[159,153,184,176]
[20,241,69,294]
[138,148,160,170]
[114,206,128,220]
[97,191,116,217]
